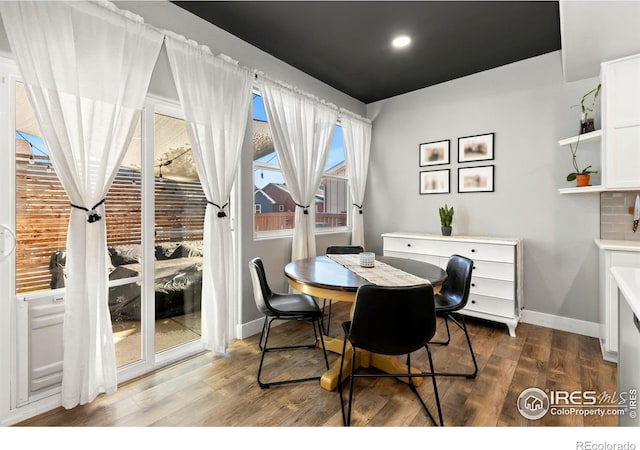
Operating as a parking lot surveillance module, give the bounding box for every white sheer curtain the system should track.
[259,78,338,260]
[340,112,372,248]
[0,1,163,408]
[165,34,253,353]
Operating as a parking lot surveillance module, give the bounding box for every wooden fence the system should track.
[16,155,205,294]
[254,212,347,232]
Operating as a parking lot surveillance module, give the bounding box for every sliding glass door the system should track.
[8,76,208,409]
[152,112,204,354]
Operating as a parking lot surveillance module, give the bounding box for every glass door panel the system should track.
[153,113,204,353]
[15,81,144,368]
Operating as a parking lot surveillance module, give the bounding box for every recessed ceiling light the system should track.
[392,35,412,49]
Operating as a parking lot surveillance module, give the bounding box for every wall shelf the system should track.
[558,129,602,193]
[558,185,604,194]
[558,129,602,147]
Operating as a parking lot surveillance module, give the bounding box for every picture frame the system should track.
[458,132,494,163]
[458,165,494,193]
[420,169,450,194]
[419,139,450,167]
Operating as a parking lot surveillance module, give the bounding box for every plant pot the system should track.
[576,174,591,187]
[580,114,595,134]
[441,226,452,236]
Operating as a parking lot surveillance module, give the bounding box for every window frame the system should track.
[251,92,350,240]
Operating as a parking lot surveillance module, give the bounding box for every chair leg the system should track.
[256,317,274,388]
[258,316,268,351]
[431,313,478,379]
[406,353,442,426]
[456,313,478,379]
[315,319,330,370]
[322,299,332,335]
[256,317,327,389]
[346,343,357,426]
[425,344,444,426]
[337,334,349,426]
[430,314,452,345]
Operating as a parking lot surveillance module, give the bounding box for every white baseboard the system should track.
[238,310,601,341]
[237,316,266,340]
[520,309,600,338]
[599,339,618,363]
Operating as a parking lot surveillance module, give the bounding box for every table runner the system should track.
[327,254,431,287]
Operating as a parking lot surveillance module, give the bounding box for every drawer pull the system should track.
[471,249,476,253]
[471,283,476,287]
[407,243,412,247]
[471,300,476,304]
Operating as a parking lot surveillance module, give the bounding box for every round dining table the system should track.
[284,254,447,391]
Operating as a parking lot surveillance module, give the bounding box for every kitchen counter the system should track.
[610,266,640,318]
[595,239,640,252]
[612,265,640,426]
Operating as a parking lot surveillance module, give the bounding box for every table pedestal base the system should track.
[319,336,423,391]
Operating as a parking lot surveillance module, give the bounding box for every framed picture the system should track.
[458,165,494,193]
[458,132,494,163]
[420,169,450,194]
[419,139,450,166]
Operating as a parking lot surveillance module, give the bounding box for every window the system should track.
[252,93,349,235]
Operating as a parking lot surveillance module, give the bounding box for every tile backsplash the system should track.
[601,191,640,241]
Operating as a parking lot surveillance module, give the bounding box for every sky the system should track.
[252,94,345,189]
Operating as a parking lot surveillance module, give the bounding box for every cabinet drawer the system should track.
[383,236,514,263]
[472,260,514,281]
[383,237,443,255]
[470,277,514,300]
[464,293,515,318]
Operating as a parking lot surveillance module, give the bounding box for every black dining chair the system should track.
[337,284,443,426]
[248,257,330,388]
[323,245,364,334]
[431,254,478,378]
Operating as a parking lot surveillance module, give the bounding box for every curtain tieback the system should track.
[295,203,310,215]
[353,203,363,214]
[70,199,106,223]
[207,200,229,218]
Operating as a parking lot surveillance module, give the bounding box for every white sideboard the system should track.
[382,232,523,336]
[595,239,640,363]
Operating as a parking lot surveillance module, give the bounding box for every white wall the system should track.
[365,51,602,324]
[561,0,640,82]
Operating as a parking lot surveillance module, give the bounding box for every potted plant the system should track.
[577,83,601,134]
[439,204,454,236]
[566,137,598,187]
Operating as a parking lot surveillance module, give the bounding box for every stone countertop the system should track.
[611,266,640,318]
[595,240,640,252]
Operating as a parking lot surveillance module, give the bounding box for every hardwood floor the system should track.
[16,302,617,427]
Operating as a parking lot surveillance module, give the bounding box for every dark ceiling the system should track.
[173,1,561,104]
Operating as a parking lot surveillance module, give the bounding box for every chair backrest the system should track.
[439,254,474,310]
[348,284,436,356]
[326,245,364,255]
[248,257,274,315]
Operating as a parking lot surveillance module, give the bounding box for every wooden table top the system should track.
[284,255,446,295]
